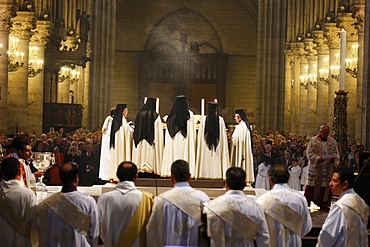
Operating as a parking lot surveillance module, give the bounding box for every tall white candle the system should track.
[201,99,205,116]
[156,98,159,113]
[339,29,346,91]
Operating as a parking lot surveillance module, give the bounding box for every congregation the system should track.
[0,97,369,246]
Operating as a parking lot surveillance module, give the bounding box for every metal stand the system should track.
[332,90,349,167]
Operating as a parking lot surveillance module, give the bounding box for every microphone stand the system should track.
[354,154,370,184]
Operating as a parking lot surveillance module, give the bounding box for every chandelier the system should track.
[28,46,43,78]
[58,65,80,85]
[8,37,24,72]
[308,63,317,89]
[299,65,308,89]
[330,53,340,82]
[318,57,329,85]
[345,44,358,78]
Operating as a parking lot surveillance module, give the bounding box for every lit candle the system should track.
[339,29,346,91]
[156,98,159,113]
[201,99,205,116]
[144,97,147,104]
[214,99,217,103]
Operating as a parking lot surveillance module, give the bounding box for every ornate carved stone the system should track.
[9,11,35,39]
[313,30,329,55]
[323,23,340,49]
[0,6,17,31]
[30,20,52,47]
[352,7,365,32]
[337,13,358,42]
[304,38,317,59]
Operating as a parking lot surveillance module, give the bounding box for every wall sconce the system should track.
[345,44,358,78]
[58,64,80,85]
[318,57,329,85]
[28,46,43,77]
[308,64,317,89]
[300,65,308,89]
[8,37,24,72]
[330,65,340,82]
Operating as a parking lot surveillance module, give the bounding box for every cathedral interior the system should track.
[0,0,370,148]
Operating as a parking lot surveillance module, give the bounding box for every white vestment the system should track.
[288,166,301,191]
[300,166,308,191]
[204,190,270,247]
[255,163,271,190]
[146,182,210,247]
[132,116,164,175]
[230,121,254,183]
[0,180,37,247]
[99,115,113,180]
[256,183,312,247]
[161,111,196,177]
[98,181,147,247]
[18,158,36,188]
[109,116,134,180]
[317,189,369,247]
[37,190,99,247]
[196,116,230,179]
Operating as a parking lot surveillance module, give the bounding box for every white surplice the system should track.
[204,190,270,247]
[18,158,36,188]
[132,116,164,175]
[0,180,37,247]
[230,121,254,183]
[146,182,210,247]
[255,163,271,190]
[98,181,144,247]
[37,190,99,247]
[109,116,134,180]
[288,166,301,191]
[161,111,196,177]
[256,183,312,247]
[317,189,369,247]
[196,116,229,179]
[99,115,113,180]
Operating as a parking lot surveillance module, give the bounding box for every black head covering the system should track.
[235,108,253,150]
[166,95,190,138]
[110,104,127,149]
[134,98,159,147]
[205,102,220,151]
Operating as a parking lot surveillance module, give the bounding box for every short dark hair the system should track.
[13,136,31,151]
[334,166,355,188]
[269,164,290,184]
[59,162,79,185]
[171,160,189,182]
[226,167,246,190]
[116,161,137,182]
[0,157,20,180]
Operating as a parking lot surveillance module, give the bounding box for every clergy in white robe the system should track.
[288,159,301,191]
[109,104,134,180]
[196,102,229,179]
[161,96,196,177]
[99,107,115,181]
[98,161,154,247]
[204,167,270,247]
[132,98,164,175]
[37,162,99,247]
[256,164,312,247]
[255,162,271,190]
[0,157,37,247]
[147,160,210,246]
[230,109,254,184]
[317,167,369,247]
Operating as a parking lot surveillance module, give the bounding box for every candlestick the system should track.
[201,99,205,116]
[156,98,159,113]
[339,29,346,91]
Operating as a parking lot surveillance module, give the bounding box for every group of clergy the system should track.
[99,95,255,183]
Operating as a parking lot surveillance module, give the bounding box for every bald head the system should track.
[319,125,330,140]
[116,162,137,182]
[59,162,79,185]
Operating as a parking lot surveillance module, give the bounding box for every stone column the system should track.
[298,48,308,136]
[338,13,358,142]
[28,20,51,135]
[0,2,16,135]
[305,38,317,137]
[8,11,34,134]
[291,43,302,134]
[284,47,293,132]
[313,30,330,128]
[323,23,340,126]
[352,4,365,145]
